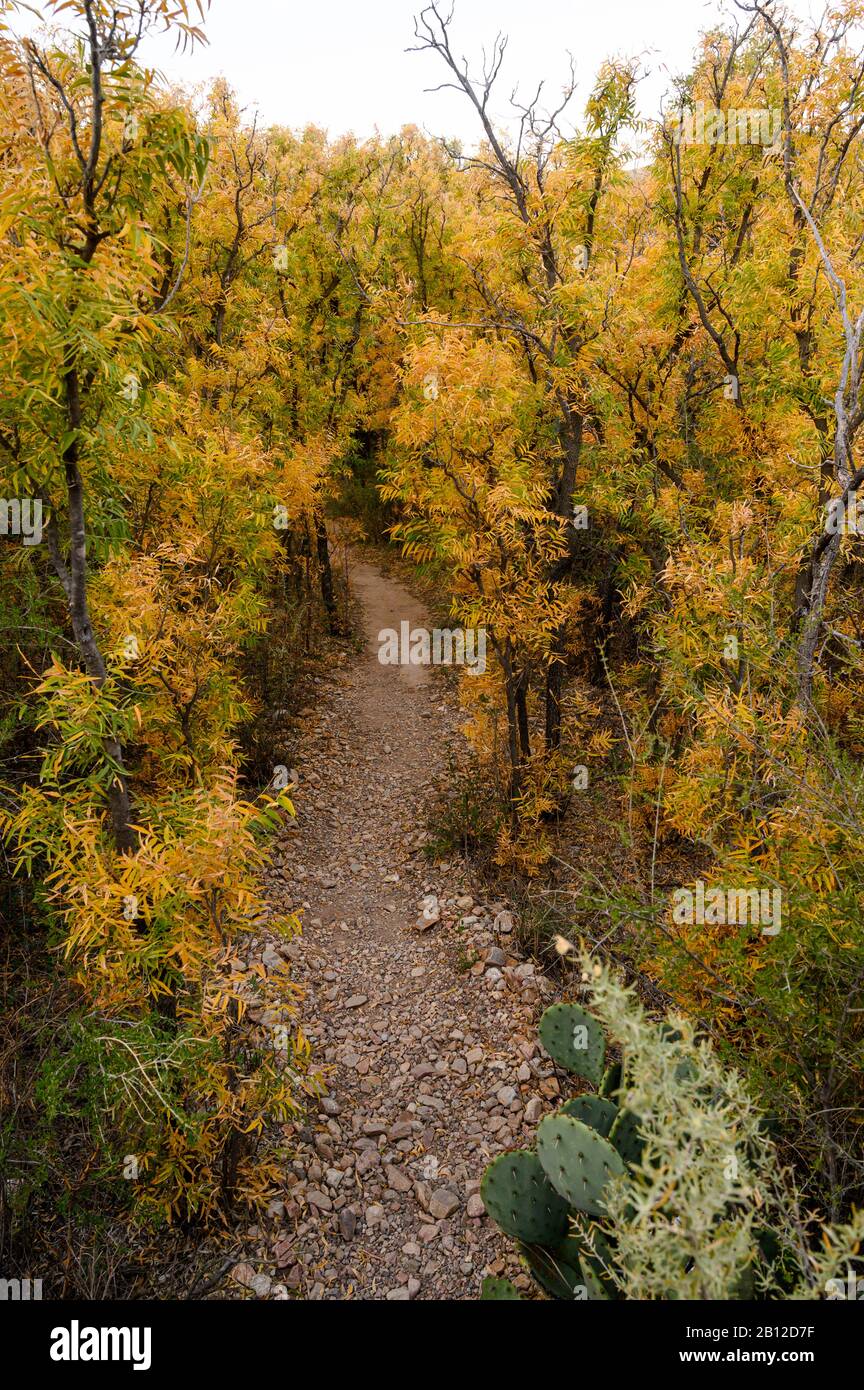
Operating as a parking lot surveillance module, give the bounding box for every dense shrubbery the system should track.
[1,0,862,1286]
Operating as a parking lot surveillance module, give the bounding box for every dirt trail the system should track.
[257,558,560,1301]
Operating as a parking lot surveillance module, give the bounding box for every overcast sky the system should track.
[19,0,821,145]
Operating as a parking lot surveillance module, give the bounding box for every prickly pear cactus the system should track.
[480,1148,569,1245]
[518,1236,587,1300]
[539,1002,605,1085]
[572,1220,618,1299]
[560,1094,618,1138]
[480,1276,522,1300]
[477,996,752,1301]
[609,1107,645,1168]
[478,1002,667,1299]
[536,1113,625,1218]
[581,1260,612,1300]
[598,1060,622,1098]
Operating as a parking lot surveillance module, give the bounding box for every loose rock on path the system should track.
[241,559,565,1301]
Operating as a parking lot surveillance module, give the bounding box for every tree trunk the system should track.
[315,512,338,634]
[501,647,524,821]
[514,668,531,762]
[544,637,565,753]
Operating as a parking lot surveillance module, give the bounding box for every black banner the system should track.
[4,1296,858,1377]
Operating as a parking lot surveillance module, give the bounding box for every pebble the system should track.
[428,1188,460,1219]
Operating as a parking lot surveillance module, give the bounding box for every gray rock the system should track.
[339,1208,357,1241]
[362,1118,388,1135]
[385,1163,412,1193]
[356,1148,381,1175]
[428,1188,460,1220]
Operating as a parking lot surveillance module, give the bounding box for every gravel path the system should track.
[247,558,563,1301]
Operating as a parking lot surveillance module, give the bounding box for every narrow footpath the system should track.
[251,559,561,1300]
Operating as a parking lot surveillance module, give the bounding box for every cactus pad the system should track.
[560,1094,618,1138]
[537,1114,624,1217]
[539,1003,605,1084]
[480,1276,522,1300]
[574,1222,618,1299]
[481,1149,569,1245]
[609,1107,645,1168]
[598,1060,622,1098]
[519,1237,587,1300]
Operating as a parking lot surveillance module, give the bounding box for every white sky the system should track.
[17,0,821,145]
